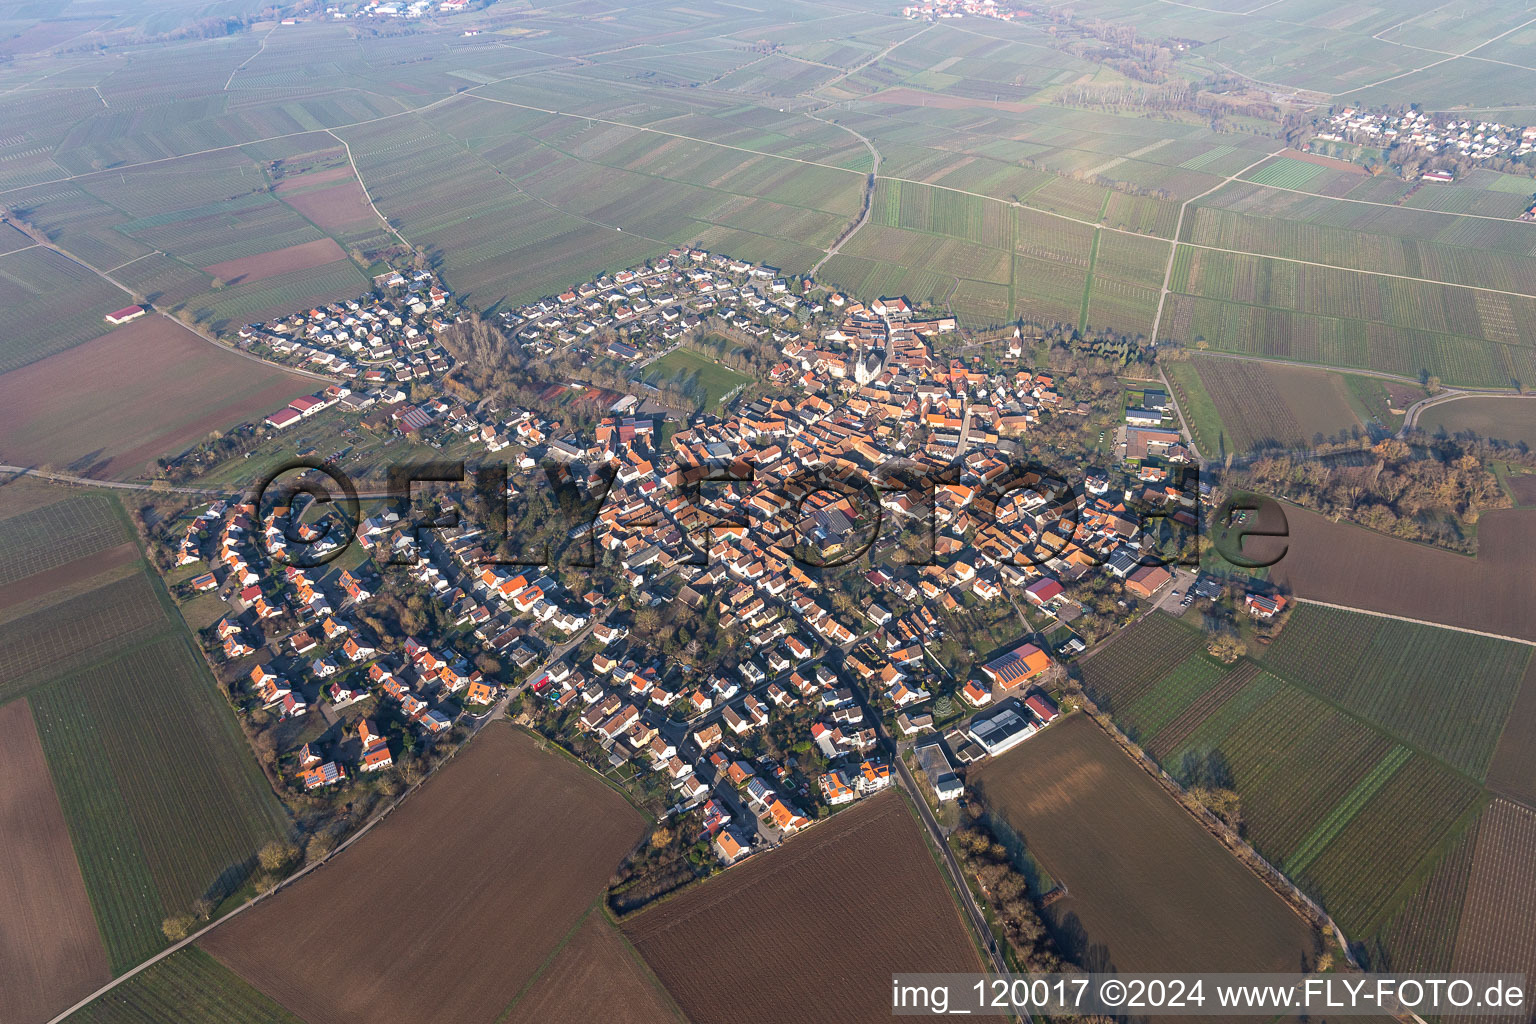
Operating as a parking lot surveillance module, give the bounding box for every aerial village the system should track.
[1314,107,1536,180]
[901,0,1028,22]
[163,244,1242,882]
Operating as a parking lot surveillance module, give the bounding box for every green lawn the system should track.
[1160,357,1228,459]
[641,347,753,410]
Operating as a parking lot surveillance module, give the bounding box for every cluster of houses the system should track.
[174,485,515,793]
[178,242,1209,855]
[1313,107,1536,171]
[902,0,1026,21]
[323,0,455,20]
[242,269,455,393]
[496,248,817,365]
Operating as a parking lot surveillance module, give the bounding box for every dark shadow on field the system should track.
[1048,908,1116,976]
[206,855,257,906]
[65,448,112,477]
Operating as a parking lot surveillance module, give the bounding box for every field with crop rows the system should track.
[62,947,304,1024]
[1261,604,1530,779]
[1451,799,1536,991]
[870,178,1011,249]
[1296,756,1481,937]
[1377,812,1480,972]
[0,494,129,585]
[1084,605,1507,953]
[818,252,955,319]
[1185,356,1366,453]
[0,572,168,699]
[0,246,129,373]
[1120,653,1227,742]
[32,636,289,971]
[1078,611,1205,712]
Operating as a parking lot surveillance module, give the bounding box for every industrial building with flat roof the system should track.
[966,703,1037,756]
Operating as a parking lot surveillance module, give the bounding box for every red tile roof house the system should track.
[1024,577,1064,607]
[358,719,393,772]
[1245,592,1288,619]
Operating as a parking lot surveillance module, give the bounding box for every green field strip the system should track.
[1006,204,1016,316]
[1371,794,1488,968]
[66,946,308,1024]
[1163,290,1536,389]
[1283,745,1411,877]
[1123,652,1225,741]
[1160,358,1228,459]
[1077,226,1100,333]
[31,682,167,973]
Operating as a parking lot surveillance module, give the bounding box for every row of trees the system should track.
[952,813,1068,973]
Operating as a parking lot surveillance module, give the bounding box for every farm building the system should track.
[1024,693,1060,725]
[967,703,1037,756]
[1125,564,1173,598]
[105,304,147,324]
[1024,578,1064,607]
[981,641,1051,688]
[289,395,326,418]
[265,408,302,430]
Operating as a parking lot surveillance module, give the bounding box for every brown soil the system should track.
[273,165,354,192]
[201,726,647,1024]
[0,316,310,479]
[1487,658,1536,806]
[202,238,348,286]
[1507,474,1536,507]
[971,714,1315,975]
[1281,148,1370,175]
[281,182,380,235]
[624,790,983,1024]
[505,912,685,1024]
[0,541,137,614]
[0,698,112,1024]
[1257,505,1536,642]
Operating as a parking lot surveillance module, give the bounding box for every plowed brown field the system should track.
[0,317,309,478]
[0,697,111,1024]
[504,912,685,1024]
[624,790,983,1024]
[1257,505,1536,643]
[972,714,1314,975]
[202,726,648,1024]
[202,238,347,285]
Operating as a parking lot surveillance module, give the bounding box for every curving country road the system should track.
[806,110,881,280]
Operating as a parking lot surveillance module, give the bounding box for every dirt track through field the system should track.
[0,698,112,1024]
[0,541,137,614]
[504,912,686,1024]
